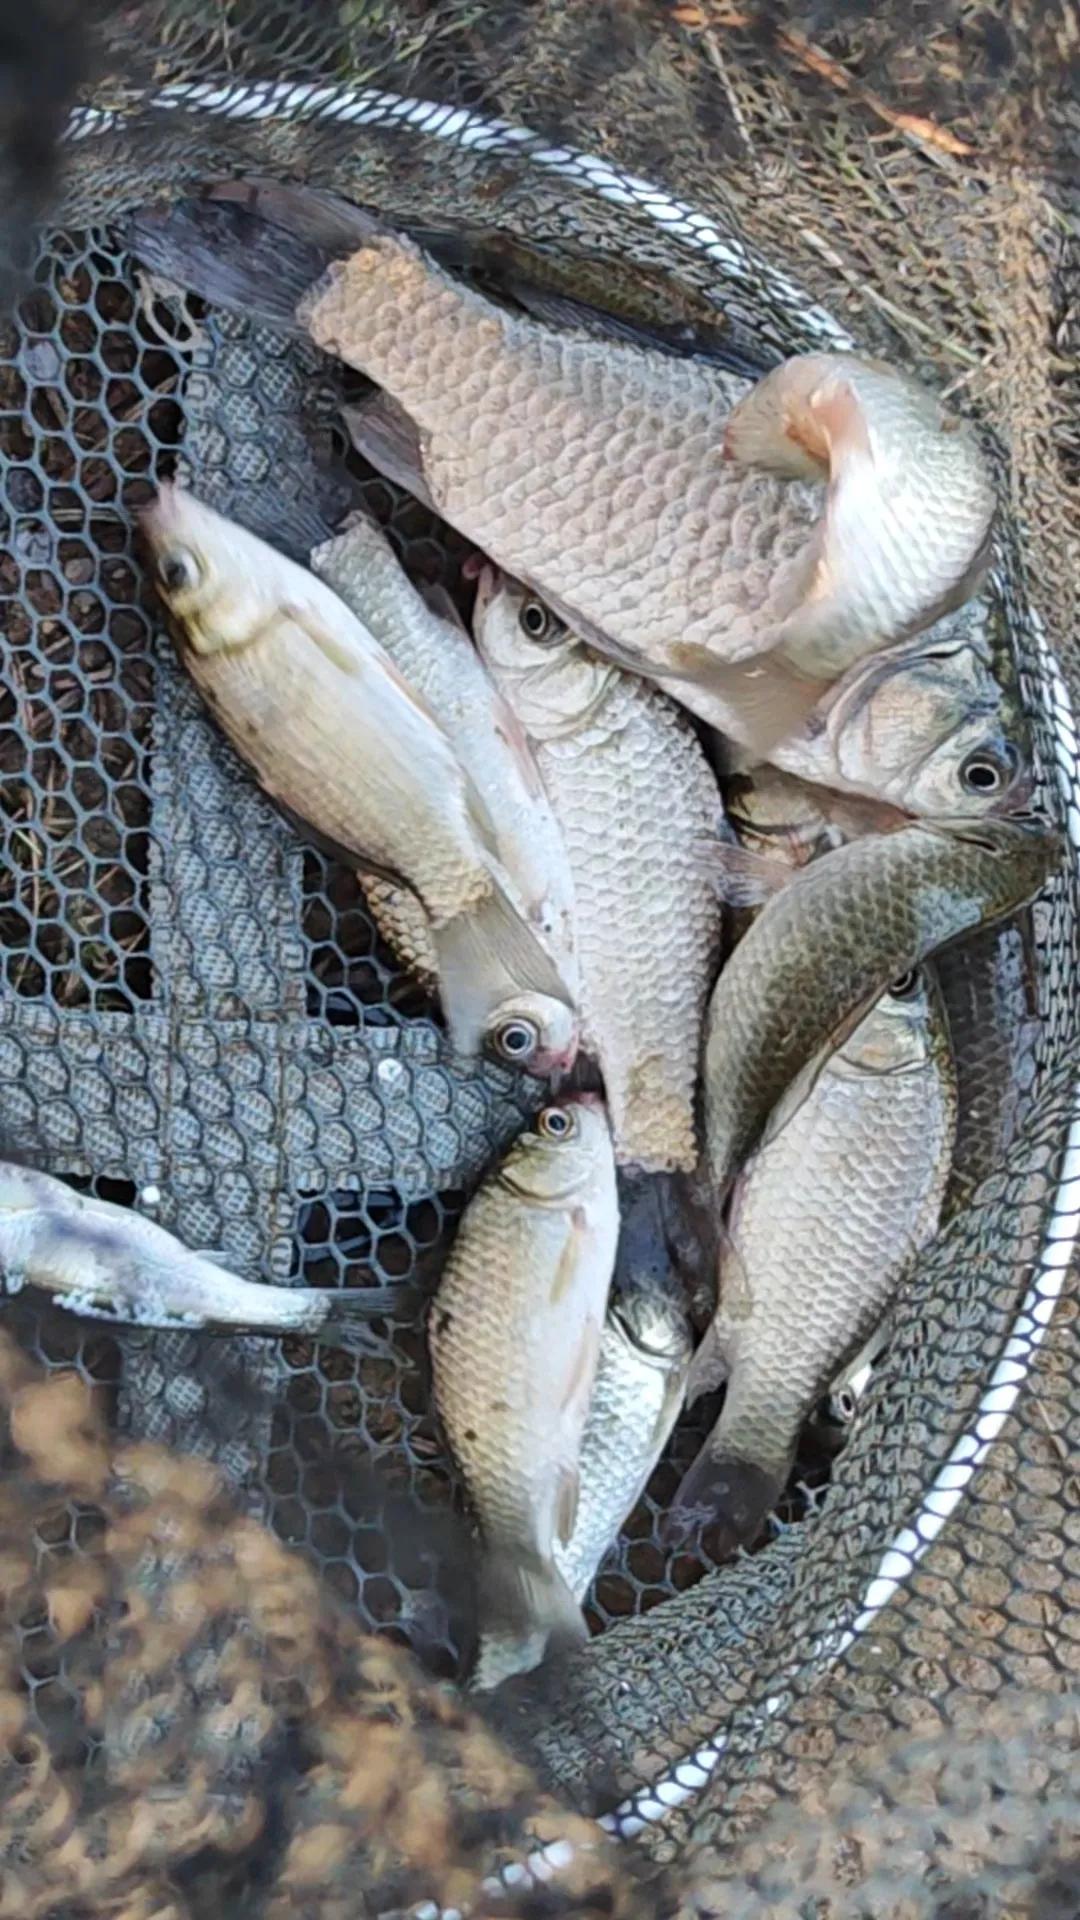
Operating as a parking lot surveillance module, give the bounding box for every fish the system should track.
[429,1095,619,1689]
[704,812,1059,1198]
[673,970,957,1549]
[554,1174,692,1603]
[0,1162,404,1350]
[141,483,578,1074]
[299,245,994,752]
[765,614,1029,815]
[362,871,440,991]
[129,191,996,753]
[312,512,578,1007]
[473,571,725,1173]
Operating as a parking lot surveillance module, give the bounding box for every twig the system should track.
[672,3,976,158]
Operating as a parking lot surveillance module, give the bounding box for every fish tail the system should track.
[314,1283,422,1355]
[122,191,368,326]
[663,1443,783,1556]
[470,1553,587,1692]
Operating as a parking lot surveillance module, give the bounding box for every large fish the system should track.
[554,1174,692,1603]
[673,972,956,1548]
[312,511,578,1028]
[765,614,1028,815]
[429,1095,619,1689]
[0,1163,400,1351]
[142,484,577,1074]
[127,190,998,754]
[474,571,724,1172]
[309,247,995,750]
[704,812,1059,1197]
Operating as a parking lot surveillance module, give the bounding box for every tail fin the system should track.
[125,199,330,327]
[663,1444,783,1556]
[312,1284,422,1355]
[470,1552,587,1692]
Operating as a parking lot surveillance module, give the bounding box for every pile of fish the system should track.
[3,184,1061,1690]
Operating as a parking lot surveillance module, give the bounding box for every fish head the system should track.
[834,968,935,1078]
[485,992,579,1078]
[825,638,1027,815]
[501,1093,613,1205]
[472,567,613,739]
[141,482,283,655]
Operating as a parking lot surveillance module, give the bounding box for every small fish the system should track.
[474,572,724,1172]
[429,1095,619,1689]
[766,615,1028,815]
[142,484,577,1074]
[704,812,1059,1198]
[554,1174,692,1603]
[0,1163,401,1350]
[312,512,579,1049]
[673,970,957,1549]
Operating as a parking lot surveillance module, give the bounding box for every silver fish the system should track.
[674,971,957,1547]
[312,512,578,1016]
[0,1163,398,1350]
[429,1095,619,1689]
[554,1175,691,1603]
[142,483,577,1074]
[298,235,995,752]
[474,572,725,1172]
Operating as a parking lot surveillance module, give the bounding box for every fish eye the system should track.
[537,1105,575,1140]
[519,598,554,642]
[960,745,1017,796]
[157,547,201,595]
[493,1018,538,1062]
[888,969,921,999]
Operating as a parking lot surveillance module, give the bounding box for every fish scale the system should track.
[475,579,725,1174]
[705,813,1060,1196]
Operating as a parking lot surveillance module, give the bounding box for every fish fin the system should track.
[285,598,447,741]
[415,580,469,630]
[470,1553,586,1691]
[125,198,325,327]
[343,397,436,511]
[315,1284,422,1354]
[664,1445,783,1552]
[692,835,790,907]
[432,879,575,1064]
[205,178,386,253]
[554,1467,580,1548]
[559,1314,602,1430]
[694,651,833,759]
[686,1319,731,1404]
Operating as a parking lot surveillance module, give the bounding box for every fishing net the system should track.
[0,0,1078,1910]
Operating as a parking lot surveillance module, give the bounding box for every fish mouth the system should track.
[558,1089,606,1110]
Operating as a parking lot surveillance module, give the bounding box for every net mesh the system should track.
[0,0,1078,1909]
